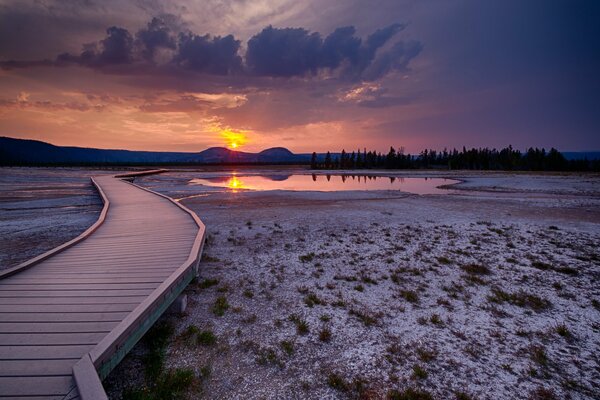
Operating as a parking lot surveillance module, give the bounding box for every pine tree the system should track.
[310,152,317,169]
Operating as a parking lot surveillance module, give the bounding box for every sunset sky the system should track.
[0,0,598,153]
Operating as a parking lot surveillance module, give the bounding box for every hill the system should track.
[0,137,311,165]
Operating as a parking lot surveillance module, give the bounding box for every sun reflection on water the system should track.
[227,175,244,191]
[190,174,459,195]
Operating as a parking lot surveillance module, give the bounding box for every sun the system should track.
[220,128,248,150]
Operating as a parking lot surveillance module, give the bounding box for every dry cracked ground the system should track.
[101,170,600,400]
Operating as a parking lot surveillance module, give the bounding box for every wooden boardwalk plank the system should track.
[0,376,75,396]
[0,172,203,399]
[0,359,76,376]
[0,345,93,360]
[0,312,129,322]
[0,321,118,333]
[0,304,137,313]
[0,332,107,345]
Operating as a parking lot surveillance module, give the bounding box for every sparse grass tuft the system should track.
[488,287,551,311]
[299,252,315,263]
[280,340,294,356]
[554,323,571,338]
[289,314,310,334]
[416,347,437,363]
[304,292,326,307]
[528,386,558,400]
[387,387,433,400]
[197,329,216,346]
[437,256,452,264]
[429,313,443,326]
[198,278,219,289]
[327,373,348,392]
[399,290,419,303]
[460,263,491,275]
[212,296,229,316]
[349,308,380,327]
[142,322,174,381]
[412,364,428,380]
[123,367,197,400]
[454,391,474,400]
[319,327,332,342]
[530,345,549,367]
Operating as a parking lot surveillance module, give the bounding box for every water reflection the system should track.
[190,174,458,195]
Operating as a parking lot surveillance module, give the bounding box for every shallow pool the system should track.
[189,174,458,195]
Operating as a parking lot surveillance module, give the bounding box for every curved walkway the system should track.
[0,171,205,399]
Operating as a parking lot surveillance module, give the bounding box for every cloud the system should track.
[0,17,420,82]
[0,92,103,112]
[174,33,243,74]
[136,17,177,61]
[337,82,415,107]
[139,92,247,113]
[55,26,135,67]
[246,23,414,79]
[361,40,423,81]
[246,26,323,76]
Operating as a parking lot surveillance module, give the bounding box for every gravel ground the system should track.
[102,169,600,400]
[0,167,105,269]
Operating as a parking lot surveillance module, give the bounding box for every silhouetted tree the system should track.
[309,145,594,171]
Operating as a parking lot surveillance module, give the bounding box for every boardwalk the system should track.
[0,172,205,399]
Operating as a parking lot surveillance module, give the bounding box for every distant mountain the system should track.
[0,136,312,165]
[562,152,600,161]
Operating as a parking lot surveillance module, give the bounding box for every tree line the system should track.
[310,146,599,171]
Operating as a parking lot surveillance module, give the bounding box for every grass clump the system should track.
[197,329,217,346]
[416,347,437,363]
[212,296,229,316]
[460,263,491,275]
[387,387,433,400]
[319,327,332,342]
[349,308,380,327]
[299,252,315,263]
[555,323,571,338]
[304,292,326,307]
[531,261,552,271]
[354,284,365,292]
[399,290,419,303]
[142,322,174,381]
[280,340,294,356]
[198,278,219,289]
[412,364,428,380]
[488,287,551,311]
[289,314,310,335]
[530,345,549,367]
[123,368,197,400]
[327,373,348,392]
[437,256,452,264]
[429,314,443,326]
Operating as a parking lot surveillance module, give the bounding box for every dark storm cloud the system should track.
[54,26,134,67]
[245,23,419,79]
[137,17,177,61]
[174,33,243,74]
[246,26,323,76]
[0,17,420,81]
